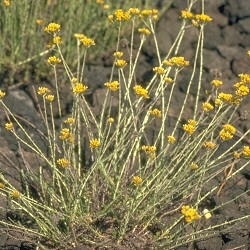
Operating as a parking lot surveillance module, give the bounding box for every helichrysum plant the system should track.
[0,0,249,249]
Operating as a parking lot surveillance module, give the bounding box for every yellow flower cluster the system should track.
[202,102,214,112]
[107,117,114,124]
[219,123,236,141]
[113,51,124,58]
[37,86,54,102]
[47,56,61,65]
[234,84,249,97]
[59,128,74,142]
[3,0,11,6]
[141,145,156,154]
[115,59,127,68]
[140,9,159,20]
[0,90,6,99]
[149,108,162,118]
[64,117,75,124]
[5,122,13,131]
[89,138,101,149]
[133,85,149,99]
[108,9,131,22]
[37,86,51,95]
[128,8,140,16]
[238,73,250,83]
[74,33,95,47]
[164,77,174,84]
[132,175,143,186]
[57,158,70,168]
[138,27,151,36]
[203,141,217,149]
[104,81,120,91]
[217,92,233,103]
[181,205,201,223]
[153,66,166,75]
[108,8,159,22]
[45,94,54,102]
[233,74,250,97]
[10,189,21,199]
[190,162,199,170]
[52,36,62,45]
[242,146,250,157]
[44,22,61,33]
[163,56,189,67]
[183,119,197,135]
[211,79,223,87]
[167,135,176,144]
[72,82,88,94]
[181,9,213,26]
[141,145,156,159]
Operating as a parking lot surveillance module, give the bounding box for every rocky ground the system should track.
[0,0,249,249]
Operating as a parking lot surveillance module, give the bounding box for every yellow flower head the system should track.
[113,9,131,21]
[219,124,236,141]
[202,102,214,112]
[47,56,61,65]
[59,128,72,140]
[164,77,174,84]
[45,94,55,102]
[233,151,242,159]
[211,79,223,87]
[37,86,51,95]
[64,117,75,124]
[194,13,213,23]
[218,92,233,102]
[89,138,101,149]
[203,141,217,149]
[0,90,6,99]
[44,22,61,33]
[115,59,127,68]
[153,66,166,75]
[222,124,236,134]
[10,189,21,199]
[52,36,62,45]
[183,119,197,135]
[128,8,140,16]
[149,108,162,118]
[238,73,250,83]
[190,162,199,170]
[181,205,201,223]
[3,0,11,6]
[104,81,120,91]
[132,175,143,186]
[140,9,159,20]
[163,56,189,67]
[235,84,249,97]
[72,83,88,94]
[167,135,176,144]
[113,51,124,58]
[133,84,149,99]
[141,145,156,154]
[181,9,194,19]
[36,19,44,25]
[107,117,114,124]
[57,158,70,168]
[138,27,151,36]
[79,36,95,47]
[5,122,13,131]
[242,146,250,157]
